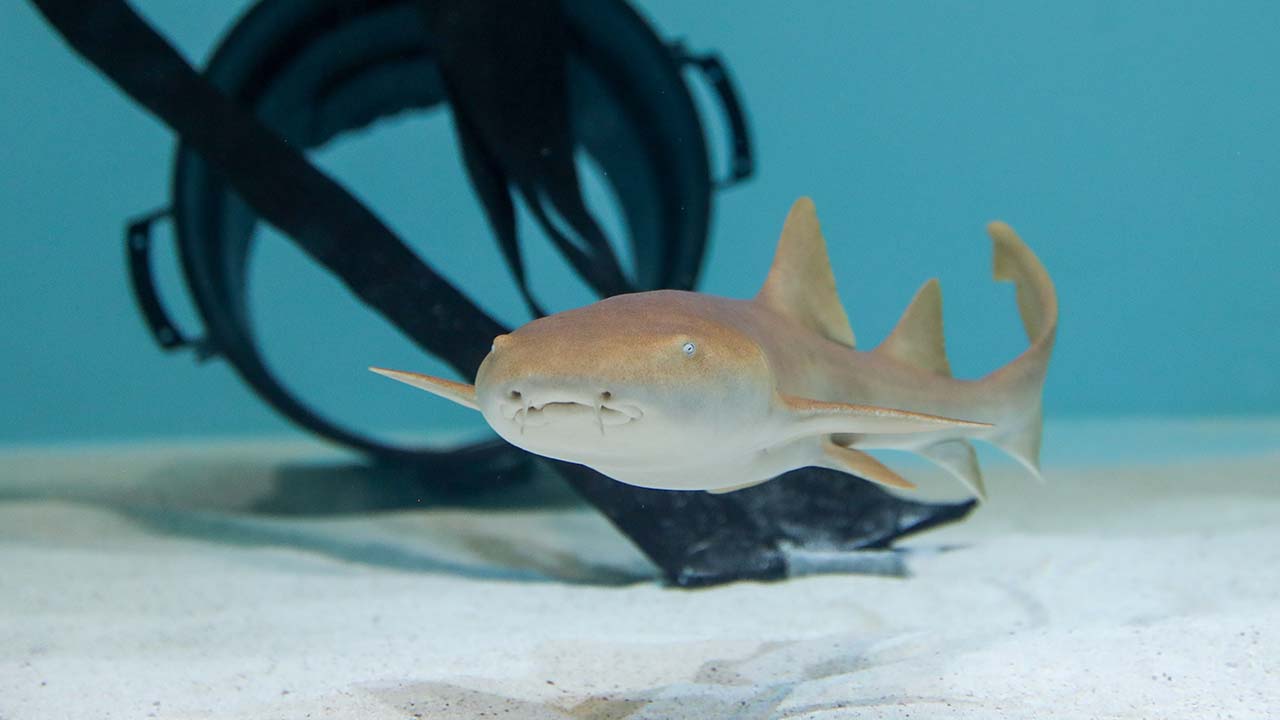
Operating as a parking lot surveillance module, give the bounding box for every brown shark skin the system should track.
[521,288,1020,414]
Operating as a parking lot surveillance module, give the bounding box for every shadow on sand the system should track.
[0,455,655,586]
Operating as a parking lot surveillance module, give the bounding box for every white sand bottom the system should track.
[1,419,1277,719]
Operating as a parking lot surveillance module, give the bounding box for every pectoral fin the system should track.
[821,439,916,491]
[780,394,991,439]
[369,366,479,410]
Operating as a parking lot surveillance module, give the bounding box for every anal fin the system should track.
[821,439,916,491]
[991,405,1044,482]
[919,439,985,499]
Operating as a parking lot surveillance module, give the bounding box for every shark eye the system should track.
[681,341,697,357]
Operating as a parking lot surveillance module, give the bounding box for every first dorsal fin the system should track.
[755,198,856,347]
[876,279,952,376]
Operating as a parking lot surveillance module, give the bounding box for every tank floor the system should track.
[1,419,1276,719]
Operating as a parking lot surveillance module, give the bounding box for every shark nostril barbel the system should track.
[594,391,614,436]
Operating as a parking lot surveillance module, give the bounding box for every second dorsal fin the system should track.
[755,198,856,348]
[876,279,952,376]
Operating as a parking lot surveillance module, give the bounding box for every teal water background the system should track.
[2,1,1277,445]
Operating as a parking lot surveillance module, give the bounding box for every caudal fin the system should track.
[984,221,1057,479]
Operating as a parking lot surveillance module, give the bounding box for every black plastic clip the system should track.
[673,43,755,189]
[124,207,208,357]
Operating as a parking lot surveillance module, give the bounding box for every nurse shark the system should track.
[371,198,1057,498]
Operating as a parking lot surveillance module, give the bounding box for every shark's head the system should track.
[472,291,775,468]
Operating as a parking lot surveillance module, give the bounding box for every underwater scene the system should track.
[2,1,1277,718]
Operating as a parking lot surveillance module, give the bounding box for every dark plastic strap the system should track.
[31,0,506,378]
[675,44,755,189]
[430,0,634,307]
[124,207,188,351]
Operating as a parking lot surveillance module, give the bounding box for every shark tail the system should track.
[982,221,1058,479]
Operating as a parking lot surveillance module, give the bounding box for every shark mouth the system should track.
[502,400,643,433]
